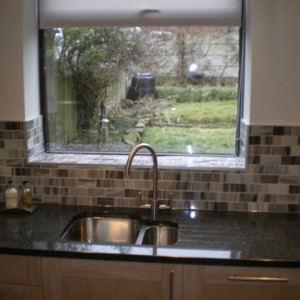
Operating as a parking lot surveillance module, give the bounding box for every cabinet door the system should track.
[0,284,43,300]
[182,265,204,300]
[204,266,300,300]
[42,257,182,300]
[0,254,43,300]
[162,264,183,300]
[0,254,42,286]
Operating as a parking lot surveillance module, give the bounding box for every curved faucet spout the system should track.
[125,143,158,220]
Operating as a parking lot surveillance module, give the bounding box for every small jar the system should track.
[20,181,32,209]
[5,181,18,209]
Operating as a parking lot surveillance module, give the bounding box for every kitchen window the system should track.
[39,0,244,156]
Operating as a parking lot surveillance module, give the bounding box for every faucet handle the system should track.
[138,191,142,207]
[138,191,151,209]
[168,192,173,210]
[158,193,173,212]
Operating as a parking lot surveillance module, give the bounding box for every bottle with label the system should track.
[4,181,18,209]
[20,181,32,209]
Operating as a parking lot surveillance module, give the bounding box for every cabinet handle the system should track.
[170,270,175,300]
[228,275,289,282]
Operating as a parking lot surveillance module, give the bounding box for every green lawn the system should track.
[164,100,237,127]
[142,100,238,154]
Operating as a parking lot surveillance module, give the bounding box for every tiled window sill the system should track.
[25,116,247,171]
[28,152,246,171]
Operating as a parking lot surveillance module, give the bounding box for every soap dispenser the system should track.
[4,181,18,209]
[20,181,32,209]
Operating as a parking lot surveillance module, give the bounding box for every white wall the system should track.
[0,0,39,121]
[22,0,40,121]
[0,0,299,126]
[243,0,300,125]
[0,0,24,120]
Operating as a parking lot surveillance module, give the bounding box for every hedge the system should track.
[156,85,238,103]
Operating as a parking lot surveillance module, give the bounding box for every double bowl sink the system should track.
[60,212,178,246]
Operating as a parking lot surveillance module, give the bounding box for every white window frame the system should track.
[37,0,245,170]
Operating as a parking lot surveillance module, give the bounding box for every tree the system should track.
[52,27,145,130]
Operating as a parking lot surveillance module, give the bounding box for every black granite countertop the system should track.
[0,204,299,268]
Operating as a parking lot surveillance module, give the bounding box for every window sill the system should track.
[28,152,246,171]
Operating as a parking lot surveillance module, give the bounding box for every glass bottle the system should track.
[20,181,32,209]
[5,181,18,209]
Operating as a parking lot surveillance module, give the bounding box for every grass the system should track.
[157,85,238,102]
[142,99,238,154]
[61,93,238,154]
[164,100,237,127]
[142,126,237,154]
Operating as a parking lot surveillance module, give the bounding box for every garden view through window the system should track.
[43,26,240,154]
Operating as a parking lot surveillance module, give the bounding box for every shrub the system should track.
[156,85,237,103]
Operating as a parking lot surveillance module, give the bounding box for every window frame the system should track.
[38,1,245,160]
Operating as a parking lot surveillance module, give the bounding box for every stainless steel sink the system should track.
[61,214,142,244]
[60,213,178,246]
[136,223,178,246]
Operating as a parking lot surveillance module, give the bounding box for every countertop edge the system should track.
[1,246,300,269]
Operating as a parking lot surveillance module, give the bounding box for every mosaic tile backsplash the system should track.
[0,116,300,213]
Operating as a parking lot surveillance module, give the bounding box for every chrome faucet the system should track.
[125,143,158,220]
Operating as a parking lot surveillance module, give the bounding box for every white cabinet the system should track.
[2,253,299,300]
[42,257,182,300]
[0,254,43,300]
[183,265,300,300]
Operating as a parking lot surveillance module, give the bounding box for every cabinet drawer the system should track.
[204,266,300,287]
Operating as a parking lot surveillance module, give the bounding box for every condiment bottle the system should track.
[20,181,32,209]
[4,181,18,209]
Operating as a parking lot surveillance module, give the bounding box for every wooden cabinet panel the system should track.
[182,265,204,300]
[204,266,300,286]
[1,248,300,300]
[204,266,300,300]
[43,257,300,300]
[204,285,283,300]
[0,254,42,300]
[23,286,44,300]
[42,257,182,300]
[204,284,300,300]
[0,254,41,286]
[61,276,162,300]
[278,287,300,300]
[182,265,300,300]
[60,258,162,281]
[0,283,43,300]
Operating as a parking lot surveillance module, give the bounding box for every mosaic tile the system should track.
[260,175,279,184]
[289,185,300,194]
[249,126,273,136]
[291,146,300,156]
[4,121,23,131]
[0,118,300,213]
[273,126,292,136]
[288,204,300,212]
